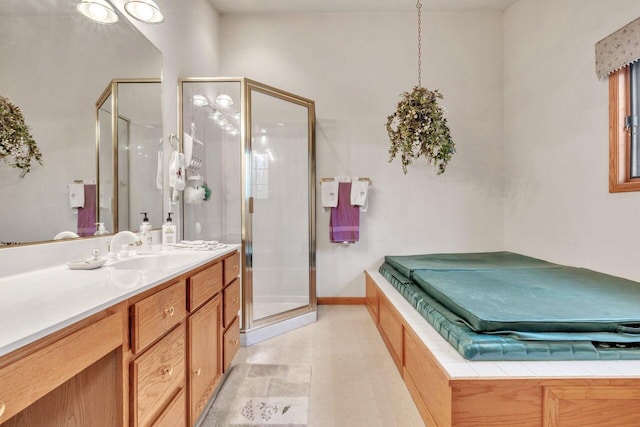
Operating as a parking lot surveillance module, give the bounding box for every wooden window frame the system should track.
[609,67,640,192]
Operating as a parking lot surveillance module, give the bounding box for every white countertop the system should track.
[0,245,240,357]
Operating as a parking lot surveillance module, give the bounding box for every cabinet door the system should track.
[188,294,222,425]
[223,316,240,373]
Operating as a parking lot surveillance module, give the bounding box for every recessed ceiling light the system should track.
[77,0,119,24]
[215,94,233,107]
[192,95,208,107]
[124,0,164,24]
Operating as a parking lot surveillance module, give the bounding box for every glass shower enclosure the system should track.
[179,78,316,340]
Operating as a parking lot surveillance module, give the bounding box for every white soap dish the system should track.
[66,258,107,270]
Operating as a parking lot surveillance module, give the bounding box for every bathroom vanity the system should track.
[0,246,240,426]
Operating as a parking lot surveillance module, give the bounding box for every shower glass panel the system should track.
[179,78,315,338]
[249,88,311,322]
[181,81,242,244]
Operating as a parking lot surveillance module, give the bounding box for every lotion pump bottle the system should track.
[139,212,153,254]
[94,223,109,236]
[162,212,176,246]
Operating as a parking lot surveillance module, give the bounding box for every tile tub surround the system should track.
[0,242,240,357]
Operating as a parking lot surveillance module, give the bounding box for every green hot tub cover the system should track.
[378,251,640,361]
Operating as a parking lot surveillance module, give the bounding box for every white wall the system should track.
[220,11,505,297]
[504,0,640,281]
[111,0,221,232]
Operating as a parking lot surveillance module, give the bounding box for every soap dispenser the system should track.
[94,223,109,236]
[162,212,176,246]
[139,212,153,254]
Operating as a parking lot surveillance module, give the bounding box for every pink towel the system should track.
[77,184,97,236]
[330,182,359,243]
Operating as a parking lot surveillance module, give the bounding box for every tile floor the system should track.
[233,305,425,427]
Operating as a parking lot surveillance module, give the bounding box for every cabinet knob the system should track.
[193,368,201,377]
[0,401,5,418]
[233,265,238,271]
[161,366,174,376]
[232,298,239,304]
[164,306,175,317]
[232,339,239,345]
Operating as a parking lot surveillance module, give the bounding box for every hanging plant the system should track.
[0,95,43,178]
[386,86,455,174]
[386,0,455,175]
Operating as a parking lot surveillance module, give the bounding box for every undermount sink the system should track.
[110,253,206,271]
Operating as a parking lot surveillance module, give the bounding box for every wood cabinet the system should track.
[0,307,124,426]
[132,324,186,427]
[151,389,186,427]
[128,250,241,427]
[222,254,241,373]
[131,280,187,354]
[189,263,223,311]
[223,279,240,328]
[188,295,222,424]
[223,252,240,286]
[223,316,240,372]
[0,250,240,427]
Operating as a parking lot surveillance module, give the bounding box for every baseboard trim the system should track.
[317,297,365,305]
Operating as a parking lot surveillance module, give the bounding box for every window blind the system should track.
[596,17,640,80]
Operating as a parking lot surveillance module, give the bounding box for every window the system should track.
[609,63,640,192]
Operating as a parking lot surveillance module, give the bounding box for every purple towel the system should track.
[330,182,359,243]
[77,184,97,237]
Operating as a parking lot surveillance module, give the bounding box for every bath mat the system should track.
[200,364,311,426]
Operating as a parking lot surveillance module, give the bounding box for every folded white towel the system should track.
[183,132,193,167]
[169,150,178,188]
[156,151,163,190]
[68,183,85,208]
[350,178,369,207]
[321,181,339,208]
[359,196,369,212]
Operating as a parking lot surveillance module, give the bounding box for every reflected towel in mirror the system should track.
[68,183,84,208]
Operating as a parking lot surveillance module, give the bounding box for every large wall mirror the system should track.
[0,0,162,247]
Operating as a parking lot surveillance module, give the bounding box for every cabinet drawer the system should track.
[151,388,185,427]
[223,316,240,373]
[132,280,186,354]
[0,312,122,424]
[189,262,223,311]
[223,252,240,285]
[223,278,240,328]
[132,324,185,427]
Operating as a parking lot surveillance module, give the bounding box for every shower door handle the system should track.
[249,196,254,214]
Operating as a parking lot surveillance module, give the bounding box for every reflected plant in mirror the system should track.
[0,95,43,178]
[0,0,162,247]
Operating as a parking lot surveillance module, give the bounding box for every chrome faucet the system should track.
[108,231,142,259]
